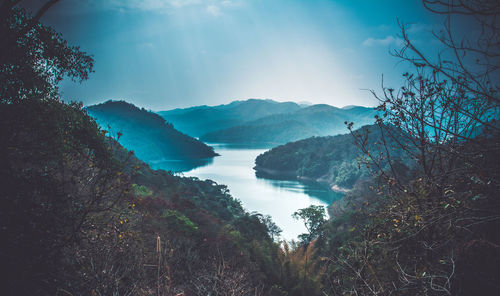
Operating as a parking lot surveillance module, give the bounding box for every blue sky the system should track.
[34,0,444,110]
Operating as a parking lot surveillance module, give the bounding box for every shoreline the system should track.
[254,165,351,193]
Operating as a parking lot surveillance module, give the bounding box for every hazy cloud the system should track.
[105,0,237,13]
[206,5,222,16]
[104,0,201,11]
[407,23,433,34]
[362,35,403,47]
[39,0,245,18]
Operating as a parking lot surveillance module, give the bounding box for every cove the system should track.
[150,143,344,240]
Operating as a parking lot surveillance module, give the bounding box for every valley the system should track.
[153,144,343,239]
[88,99,362,239]
[4,1,499,294]
[158,100,377,146]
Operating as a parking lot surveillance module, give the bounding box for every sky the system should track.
[29,0,444,110]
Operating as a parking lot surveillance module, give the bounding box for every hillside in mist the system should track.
[86,100,218,162]
[200,104,378,145]
[158,99,302,137]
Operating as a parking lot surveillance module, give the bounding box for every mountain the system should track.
[200,104,378,145]
[157,99,303,137]
[254,124,414,190]
[3,96,285,294]
[86,100,218,163]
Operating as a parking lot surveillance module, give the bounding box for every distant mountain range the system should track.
[158,99,302,137]
[86,101,218,163]
[159,99,378,146]
[200,104,377,145]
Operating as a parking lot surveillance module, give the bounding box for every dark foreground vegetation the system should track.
[0,3,291,295]
[1,0,499,295]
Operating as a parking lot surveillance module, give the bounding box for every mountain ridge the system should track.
[158,99,303,137]
[86,100,218,164]
[199,103,378,145]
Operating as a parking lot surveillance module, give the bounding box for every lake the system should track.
[150,144,344,240]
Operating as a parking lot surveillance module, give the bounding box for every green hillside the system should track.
[86,100,218,163]
[255,124,413,190]
[2,97,286,295]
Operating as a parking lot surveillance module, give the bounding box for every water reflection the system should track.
[149,157,213,172]
[206,142,278,150]
[257,177,344,205]
[152,143,344,240]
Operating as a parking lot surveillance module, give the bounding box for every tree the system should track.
[0,2,120,294]
[293,205,326,244]
[399,0,499,103]
[0,0,93,103]
[291,205,326,293]
[260,214,283,241]
[393,0,499,132]
[335,1,500,294]
[348,0,500,189]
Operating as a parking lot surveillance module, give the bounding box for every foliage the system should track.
[0,1,93,103]
[0,97,290,294]
[255,124,414,189]
[268,3,500,296]
[0,96,127,294]
[162,209,199,234]
[320,139,500,295]
[282,241,325,296]
[0,3,289,295]
[293,205,326,244]
[133,183,154,198]
[3,1,499,295]
[319,1,500,295]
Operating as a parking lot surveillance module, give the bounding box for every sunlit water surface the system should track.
[151,144,343,240]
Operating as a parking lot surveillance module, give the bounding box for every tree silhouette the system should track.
[0,0,93,103]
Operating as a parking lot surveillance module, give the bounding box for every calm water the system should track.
[151,144,344,240]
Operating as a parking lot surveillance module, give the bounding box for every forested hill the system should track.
[254,124,413,190]
[200,104,377,145]
[86,100,218,162]
[2,96,287,294]
[158,99,303,137]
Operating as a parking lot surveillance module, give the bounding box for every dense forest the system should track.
[86,100,218,162]
[1,0,500,295]
[254,124,414,190]
[0,3,288,295]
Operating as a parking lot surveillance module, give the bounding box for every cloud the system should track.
[219,0,243,7]
[47,0,242,16]
[407,23,433,34]
[105,0,200,11]
[362,35,403,47]
[103,0,233,12]
[206,5,222,16]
